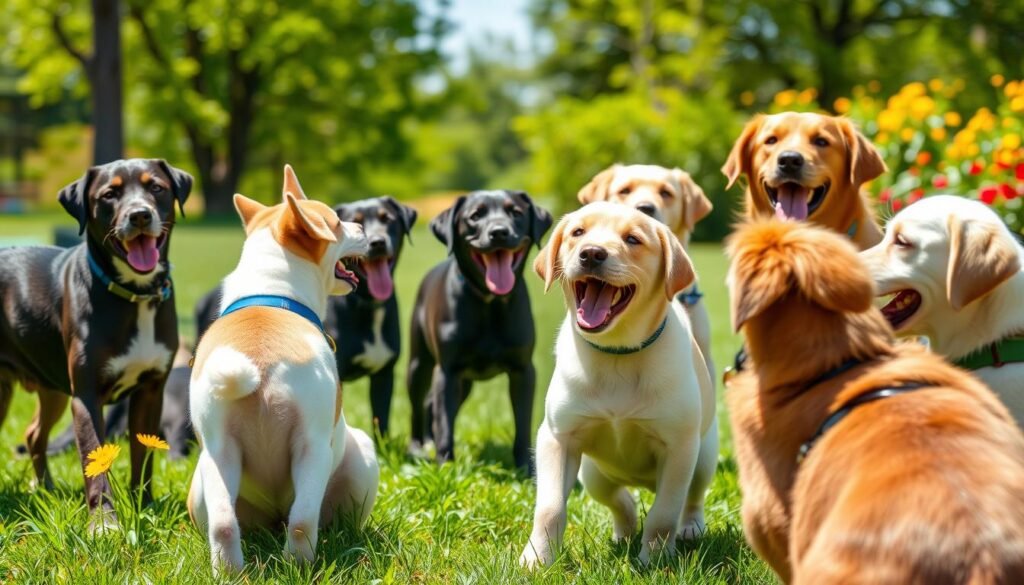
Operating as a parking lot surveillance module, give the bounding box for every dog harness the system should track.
[676,283,703,307]
[581,317,668,355]
[217,295,337,353]
[87,250,173,303]
[953,336,1024,370]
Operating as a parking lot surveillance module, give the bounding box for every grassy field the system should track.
[0,212,774,584]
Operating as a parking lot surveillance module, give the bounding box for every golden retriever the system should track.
[725,219,1024,584]
[520,202,717,568]
[723,112,886,249]
[862,195,1024,427]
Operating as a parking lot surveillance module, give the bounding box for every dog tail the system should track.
[200,347,261,400]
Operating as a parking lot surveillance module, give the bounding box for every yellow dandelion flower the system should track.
[966,143,980,157]
[877,109,905,133]
[84,444,121,478]
[1012,96,1024,113]
[928,79,944,92]
[909,96,935,121]
[868,80,882,93]
[1006,81,1020,98]
[946,144,961,159]
[136,433,170,450]
[797,88,817,105]
[944,111,962,127]
[902,81,926,97]
[739,91,755,106]
[930,127,947,141]
[774,89,797,108]
[1002,134,1022,150]
[833,97,852,114]
[991,74,1005,87]
[876,131,890,143]
[900,127,916,142]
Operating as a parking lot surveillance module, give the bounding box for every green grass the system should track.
[0,213,774,584]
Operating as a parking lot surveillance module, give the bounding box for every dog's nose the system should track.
[579,246,608,268]
[777,151,805,172]
[368,237,387,252]
[488,225,511,240]
[128,209,153,228]
[635,202,657,217]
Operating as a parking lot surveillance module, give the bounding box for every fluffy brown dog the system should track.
[723,112,886,249]
[725,219,1024,584]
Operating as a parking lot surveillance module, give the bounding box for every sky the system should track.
[440,0,537,73]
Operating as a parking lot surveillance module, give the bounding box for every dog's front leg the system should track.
[430,366,461,463]
[508,365,536,474]
[69,390,116,528]
[520,422,581,569]
[639,439,701,565]
[368,367,394,437]
[128,380,164,505]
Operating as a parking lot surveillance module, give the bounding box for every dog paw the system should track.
[639,537,676,566]
[406,440,433,460]
[677,514,706,541]
[285,525,317,564]
[87,509,120,535]
[519,544,551,570]
[211,548,244,577]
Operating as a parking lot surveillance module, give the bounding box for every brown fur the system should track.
[723,113,886,249]
[725,219,1024,584]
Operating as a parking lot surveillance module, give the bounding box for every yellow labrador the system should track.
[520,202,717,568]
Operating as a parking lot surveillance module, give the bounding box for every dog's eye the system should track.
[100,189,118,200]
[765,136,778,145]
[893,233,913,248]
[469,209,485,221]
[508,206,523,216]
[659,188,672,199]
[379,212,391,223]
[571,227,585,237]
[624,234,641,245]
[148,183,164,194]
[812,137,829,147]
[618,187,631,195]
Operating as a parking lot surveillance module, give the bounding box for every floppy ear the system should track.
[656,224,695,300]
[58,168,98,235]
[577,165,618,204]
[790,237,875,314]
[233,193,269,234]
[284,192,336,243]
[282,164,308,200]
[723,116,764,190]
[838,118,886,187]
[383,196,418,242]
[533,214,567,292]
[511,191,553,248]
[430,195,466,254]
[947,215,1021,311]
[727,256,791,333]
[673,169,713,232]
[154,159,193,216]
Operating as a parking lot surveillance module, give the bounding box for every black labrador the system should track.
[0,159,191,523]
[407,190,552,471]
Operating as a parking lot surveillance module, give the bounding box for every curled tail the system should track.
[199,347,261,400]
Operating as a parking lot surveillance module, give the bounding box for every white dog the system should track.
[520,202,717,568]
[862,195,1024,425]
[188,166,379,574]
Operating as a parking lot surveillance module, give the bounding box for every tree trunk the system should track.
[90,0,123,164]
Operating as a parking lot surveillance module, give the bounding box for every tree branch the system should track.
[51,10,91,70]
[128,3,168,66]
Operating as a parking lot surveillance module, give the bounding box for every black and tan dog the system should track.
[407,190,552,471]
[0,159,191,525]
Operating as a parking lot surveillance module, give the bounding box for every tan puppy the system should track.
[726,219,1024,584]
[520,202,717,567]
[577,164,716,394]
[723,112,886,249]
[862,195,1024,427]
[188,166,379,575]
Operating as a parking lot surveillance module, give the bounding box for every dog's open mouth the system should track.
[471,246,527,295]
[879,289,921,330]
[335,260,360,289]
[764,181,830,221]
[573,278,635,332]
[113,233,167,273]
[343,256,395,300]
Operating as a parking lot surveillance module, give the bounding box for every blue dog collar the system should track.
[676,283,703,307]
[582,317,668,355]
[87,250,172,304]
[218,295,336,352]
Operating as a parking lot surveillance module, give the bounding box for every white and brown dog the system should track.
[862,195,1024,426]
[520,202,717,567]
[187,166,379,574]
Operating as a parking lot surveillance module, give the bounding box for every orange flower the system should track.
[137,433,170,450]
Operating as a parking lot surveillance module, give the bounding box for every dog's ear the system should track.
[382,196,418,242]
[656,224,695,300]
[284,192,337,243]
[947,215,1021,311]
[837,118,887,187]
[577,165,619,204]
[58,168,98,235]
[790,233,875,315]
[154,159,193,216]
[233,194,269,234]
[430,195,466,254]
[511,191,553,248]
[282,164,308,201]
[534,214,567,292]
[673,168,713,233]
[722,116,764,190]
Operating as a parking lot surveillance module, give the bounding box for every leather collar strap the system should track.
[87,250,172,304]
[582,317,668,355]
[676,283,704,307]
[846,219,859,238]
[797,382,928,463]
[953,337,1024,370]
[219,295,337,353]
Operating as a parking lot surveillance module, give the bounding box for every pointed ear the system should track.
[58,168,98,235]
[947,215,1021,311]
[577,165,618,204]
[430,196,466,254]
[656,224,695,300]
[154,159,193,216]
[838,118,886,187]
[511,190,553,248]
[723,116,764,190]
[383,196,418,242]
[285,193,336,243]
[282,164,307,200]
[674,169,713,232]
[233,194,268,233]
[533,214,567,293]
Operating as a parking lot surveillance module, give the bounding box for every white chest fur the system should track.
[352,306,394,373]
[104,303,173,399]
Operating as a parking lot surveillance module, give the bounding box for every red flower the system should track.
[909,189,925,203]
[892,199,904,212]
[970,161,985,176]
[979,186,998,205]
[909,167,921,177]
[1016,163,1024,182]
[879,188,892,203]
[932,174,949,189]
[999,183,1017,200]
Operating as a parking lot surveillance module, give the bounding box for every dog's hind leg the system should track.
[580,456,637,541]
[368,368,394,437]
[406,320,435,454]
[509,365,536,473]
[0,379,13,429]
[320,426,380,528]
[680,417,718,540]
[430,367,461,463]
[25,388,69,491]
[285,431,334,563]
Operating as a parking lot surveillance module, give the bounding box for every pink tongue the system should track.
[364,257,394,300]
[775,184,811,220]
[124,235,159,273]
[576,281,617,329]
[481,250,515,295]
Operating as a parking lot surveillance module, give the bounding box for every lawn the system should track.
[0,211,774,584]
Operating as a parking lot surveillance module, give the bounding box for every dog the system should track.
[577,163,717,394]
[0,159,191,525]
[519,202,717,567]
[862,195,1024,427]
[723,112,887,249]
[407,190,552,471]
[187,166,379,574]
[725,219,1024,584]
